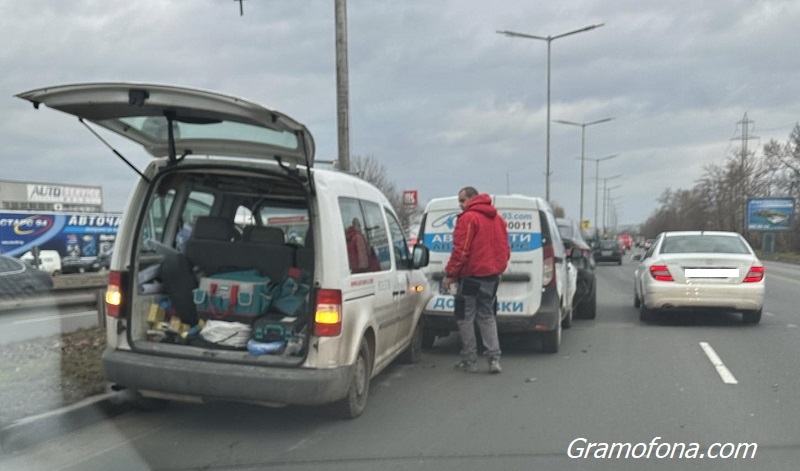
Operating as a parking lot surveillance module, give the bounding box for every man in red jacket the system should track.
[442,187,510,374]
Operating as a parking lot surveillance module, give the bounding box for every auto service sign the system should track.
[403,190,418,207]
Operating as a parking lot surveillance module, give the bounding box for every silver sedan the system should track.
[633,231,765,323]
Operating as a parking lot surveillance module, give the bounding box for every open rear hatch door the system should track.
[16,82,315,168]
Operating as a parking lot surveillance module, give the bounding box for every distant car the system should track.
[0,253,54,296]
[21,249,63,276]
[557,218,597,319]
[617,234,633,252]
[633,231,765,323]
[61,256,96,274]
[594,239,623,264]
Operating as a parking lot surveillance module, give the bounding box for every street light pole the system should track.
[601,176,622,235]
[585,153,619,235]
[554,117,614,224]
[497,23,604,202]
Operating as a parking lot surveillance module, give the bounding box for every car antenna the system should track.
[79,118,151,184]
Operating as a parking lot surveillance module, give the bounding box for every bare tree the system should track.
[349,155,423,232]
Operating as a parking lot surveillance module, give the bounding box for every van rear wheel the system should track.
[330,338,372,419]
[540,318,561,353]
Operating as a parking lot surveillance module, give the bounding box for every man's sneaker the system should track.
[454,360,478,373]
[488,358,502,374]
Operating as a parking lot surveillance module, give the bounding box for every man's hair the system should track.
[460,186,479,198]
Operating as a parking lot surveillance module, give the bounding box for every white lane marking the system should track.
[699,342,738,385]
[12,310,97,325]
[788,324,797,328]
[764,311,774,317]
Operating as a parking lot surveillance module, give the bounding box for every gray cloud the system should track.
[1,0,798,228]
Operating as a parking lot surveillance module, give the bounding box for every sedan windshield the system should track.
[661,235,750,254]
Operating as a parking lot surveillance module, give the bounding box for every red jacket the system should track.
[445,194,510,279]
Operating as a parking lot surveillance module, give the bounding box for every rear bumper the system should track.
[642,282,764,311]
[102,348,353,406]
[422,283,561,334]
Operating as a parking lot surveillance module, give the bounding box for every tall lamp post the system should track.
[497,23,604,202]
[554,117,614,224]
[584,153,619,235]
[601,176,622,235]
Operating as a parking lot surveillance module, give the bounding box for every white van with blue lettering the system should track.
[419,194,576,353]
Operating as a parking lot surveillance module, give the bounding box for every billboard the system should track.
[0,211,121,258]
[746,198,795,231]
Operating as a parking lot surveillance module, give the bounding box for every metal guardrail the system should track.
[0,273,109,326]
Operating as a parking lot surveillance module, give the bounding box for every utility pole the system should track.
[731,112,758,234]
[335,0,351,172]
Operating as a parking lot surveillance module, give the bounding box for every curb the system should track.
[0,392,131,454]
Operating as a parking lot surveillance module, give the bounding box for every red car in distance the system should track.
[617,234,633,252]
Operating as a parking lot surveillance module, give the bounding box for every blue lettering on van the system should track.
[424,233,454,253]
[497,301,525,313]
[501,212,534,221]
[431,297,524,313]
[509,232,542,252]
[425,231,540,253]
[430,212,460,230]
[432,297,455,310]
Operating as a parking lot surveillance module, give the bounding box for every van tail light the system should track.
[106,270,125,317]
[649,265,673,282]
[743,265,765,283]
[542,243,555,287]
[314,289,342,337]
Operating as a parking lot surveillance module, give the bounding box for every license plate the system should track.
[684,268,739,278]
[601,251,611,256]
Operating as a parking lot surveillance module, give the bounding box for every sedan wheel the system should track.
[579,287,597,320]
[639,298,654,323]
[742,309,762,324]
[561,303,573,329]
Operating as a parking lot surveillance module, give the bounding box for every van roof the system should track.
[424,194,549,212]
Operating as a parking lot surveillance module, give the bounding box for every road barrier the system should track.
[0,286,108,327]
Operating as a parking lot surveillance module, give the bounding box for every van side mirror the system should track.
[412,243,430,269]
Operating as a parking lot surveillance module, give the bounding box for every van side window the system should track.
[339,197,389,274]
[386,210,411,269]
[340,198,371,274]
[361,201,391,272]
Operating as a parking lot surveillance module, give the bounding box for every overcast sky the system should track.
[2,0,799,228]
